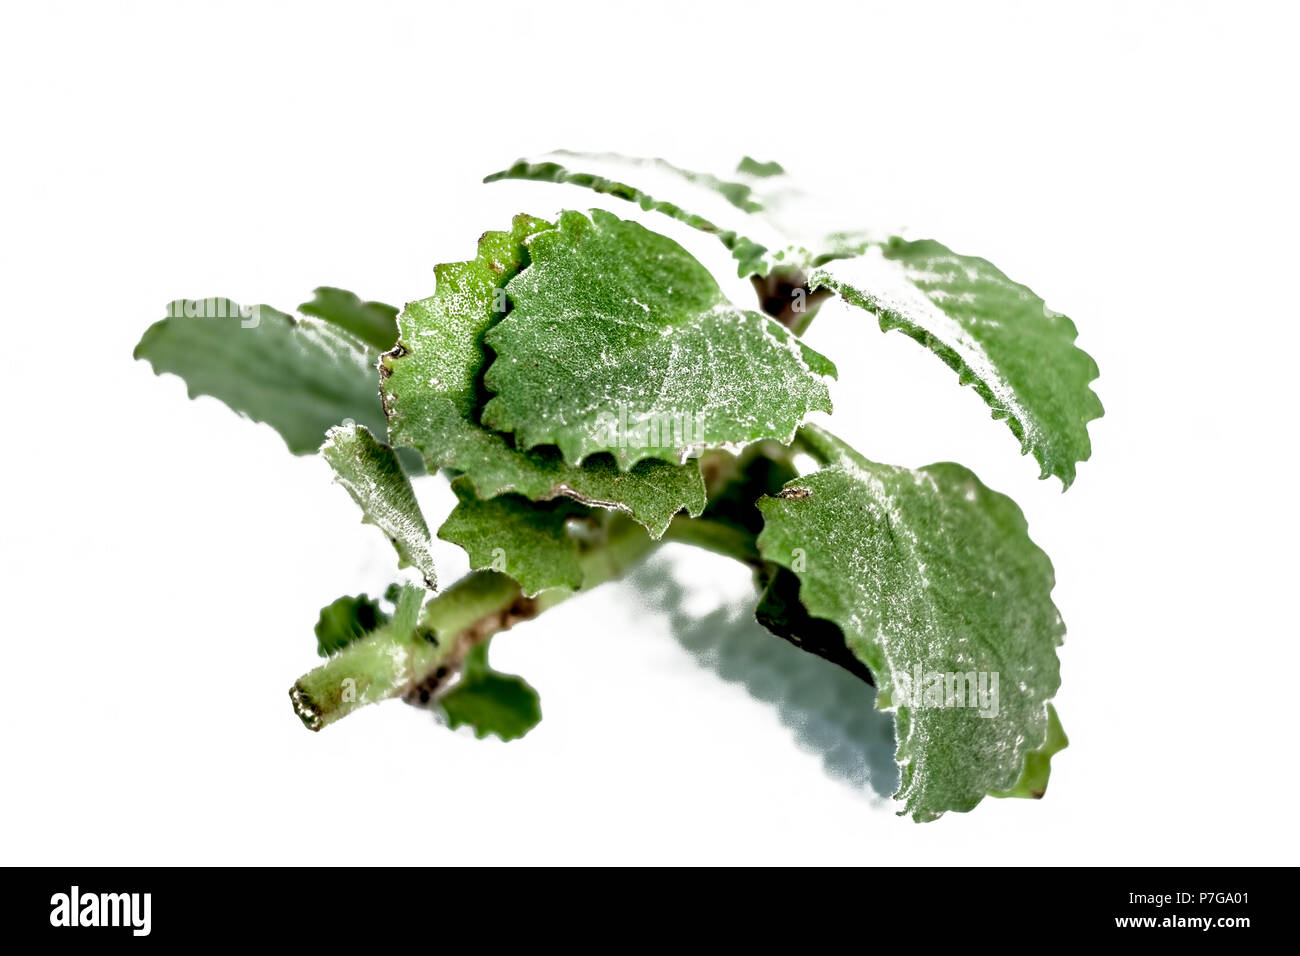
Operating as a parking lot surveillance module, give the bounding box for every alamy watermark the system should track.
[893,664,1000,718]
[169,297,263,328]
[50,886,151,936]
[589,402,706,452]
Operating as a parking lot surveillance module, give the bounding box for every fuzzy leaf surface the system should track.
[439,643,542,742]
[809,241,1103,486]
[322,424,437,588]
[756,424,1065,821]
[135,298,387,454]
[438,478,588,597]
[298,287,400,352]
[489,153,1102,484]
[381,215,705,536]
[482,210,835,469]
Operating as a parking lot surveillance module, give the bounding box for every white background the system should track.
[2,0,1297,865]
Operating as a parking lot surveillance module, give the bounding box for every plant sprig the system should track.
[135,153,1101,821]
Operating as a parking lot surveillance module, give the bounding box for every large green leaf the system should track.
[485,151,872,277]
[298,286,399,352]
[135,298,388,455]
[756,424,1065,821]
[321,423,437,589]
[438,477,588,597]
[809,240,1103,486]
[490,153,1102,485]
[381,214,706,537]
[482,210,835,469]
[486,151,778,276]
[438,642,542,742]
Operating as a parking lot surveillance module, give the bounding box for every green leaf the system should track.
[486,151,874,278]
[438,643,541,741]
[134,297,388,455]
[756,424,1065,821]
[992,704,1068,800]
[488,154,1101,486]
[482,210,835,469]
[381,214,706,537]
[438,477,588,597]
[486,151,778,275]
[314,593,389,657]
[809,240,1103,486]
[321,423,437,589]
[736,156,785,178]
[298,287,399,352]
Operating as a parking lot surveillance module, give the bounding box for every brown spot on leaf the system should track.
[778,486,812,501]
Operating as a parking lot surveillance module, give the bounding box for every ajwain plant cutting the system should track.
[134,152,1101,821]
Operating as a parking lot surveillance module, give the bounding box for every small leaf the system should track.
[439,643,541,741]
[482,210,835,469]
[321,423,437,589]
[438,477,588,597]
[809,240,1103,486]
[756,424,1065,821]
[135,298,388,455]
[298,287,399,352]
[381,214,706,536]
[736,156,785,178]
[991,704,1068,800]
[314,593,390,657]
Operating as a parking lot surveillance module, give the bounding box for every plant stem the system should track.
[290,514,660,730]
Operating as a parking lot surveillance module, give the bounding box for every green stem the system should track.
[291,514,660,731]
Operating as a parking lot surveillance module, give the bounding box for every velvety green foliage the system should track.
[490,152,1103,484]
[809,241,1103,486]
[134,298,388,454]
[482,210,836,468]
[439,643,542,742]
[321,423,437,588]
[756,425,1065,821]
[314,593,389,657]
[486,151,776,275]
[298,287,400,352]
[486,150,877,277]
[139,158,1095,823]
[438,477,588,596]
[381,214,706,536]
